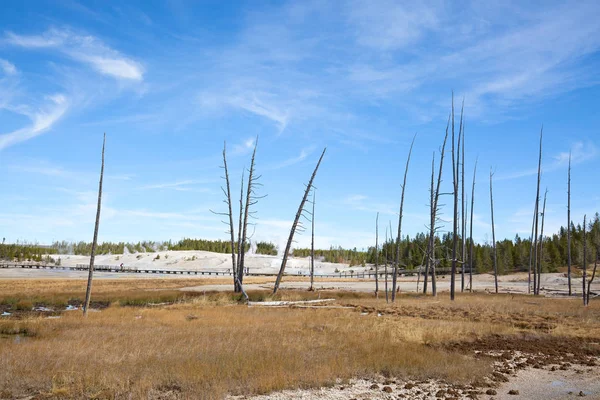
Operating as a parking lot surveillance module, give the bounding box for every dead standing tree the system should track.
[236,169,245,291]
[383,225,393,303]
[392,135,416,302]
[238,138,262,291]
[461,120,466,292]
[533,128,543,295]
[309,189,316,291]
[425,117,450,297]
[83,133,105,317]
[567,151,572,296]
[273,148,326,294]
[586,250,597,305]
[583,214,588,305]
[490,168,498,294]
[468,158,477,292]
[528,199,537,294]
[375,212,379,295]
[423,153,435,294]
[538,188,548,293]
[210,142,248,299]
[450,97,463,301]
[385,224,390,303]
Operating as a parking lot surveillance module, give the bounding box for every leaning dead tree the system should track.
[210,142,248,300]
[450,97,463,301]
[583,214,588,305]
[490,168,498,294]
[273,148,326,294]
[309,189,316,291]
[83,133,105,317]
[468,158,477,292]
[567,151,572,296]
[392,134,416,302]
[375,212,379,295]
[532,128,543,295]
[238,138,262,291]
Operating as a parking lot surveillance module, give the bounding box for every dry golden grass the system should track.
[1,303,489,399]
[1,279,599,399]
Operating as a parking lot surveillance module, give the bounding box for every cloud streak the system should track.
[0,94,69,150]
[265,148,313,170]
[0,59,17,75]
[137,180,211,192]
[5,28,144,81]
[497,141,598,181]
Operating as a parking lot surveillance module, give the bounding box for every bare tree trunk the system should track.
[469,159,477,292]
[490,168,498,294]
[567,151,572,296]
[218,142,237,290]
[533,128,543,295]
[528,199,536,294]
[450,97,463,301]
[375,211,379,295]
[424,153,435,294]
[236,170,245,293]
[461,120,466,292]
[273,148,326,294]
[385,225,389,303]
[310,189,316,291]
[583,214,587,305]
[538,188,548,294]
[392,135,416,302]
[430,116,450,297]
[238,138,259,289]
[83,133,105,317]
[587,250,597,305]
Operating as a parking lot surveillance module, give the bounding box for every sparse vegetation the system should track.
[0,279,598,399]
[255,241,278,255]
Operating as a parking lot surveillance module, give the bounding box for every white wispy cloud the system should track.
[343,194,396,215]
[199,92,289,132]
[232,137,256,155]
[5,28,144,81]
[347,0,439,51]
[553,141,598,166]
[0,59,17,75]
[498,141,598,181]
[344,1,600,117]
[12,164,74,178]
[265,148,313,170]
[0,94,69,150]
[231,94,289,132]
[137,180,211,192]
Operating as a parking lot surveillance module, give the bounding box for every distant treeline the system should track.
[6,214,599,273]
[48,238,275,256]
[0,242,59,263]
[363,213,600,274]
[168,238,250,254]
[51,240,169,255]
[292,247,369,266]
[295,214,600,274]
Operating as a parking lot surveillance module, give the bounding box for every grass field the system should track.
[1,279,598,399]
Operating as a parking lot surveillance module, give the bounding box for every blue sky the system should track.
[0,0,599,251]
